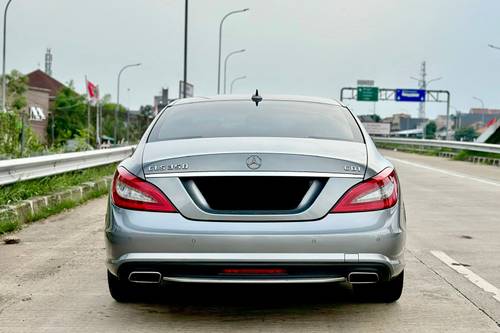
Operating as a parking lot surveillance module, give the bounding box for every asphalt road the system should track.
[0,150,499,332]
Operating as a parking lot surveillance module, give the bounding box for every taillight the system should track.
[331,167,398,213]
[111,167,177,212]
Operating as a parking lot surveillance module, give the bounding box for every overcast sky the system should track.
[5,0,500,118]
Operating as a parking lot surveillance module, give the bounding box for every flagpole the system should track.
[99,102,103,146]
[85,76,91,146]
[95,85,100,148]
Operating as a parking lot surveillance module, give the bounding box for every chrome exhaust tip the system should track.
[348,272,379,284]
[128,271,162,284]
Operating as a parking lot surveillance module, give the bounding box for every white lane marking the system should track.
[387,157,500,187]
[431,250,500,302]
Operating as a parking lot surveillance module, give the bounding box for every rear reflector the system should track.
[112,167,177,212]
[331,167,399,213]
[222,268,287,275]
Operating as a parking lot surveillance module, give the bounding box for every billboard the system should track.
[362,122,391,135]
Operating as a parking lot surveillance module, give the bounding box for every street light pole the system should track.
[183,0,188,98]
[223,49,245,94]
[230,75,246,93]
[1,0,13,112]
[217,8,249,94]
[114,63,141,144]
[472,96,485,125]
[126,88,131,143]
[451,106,462,130]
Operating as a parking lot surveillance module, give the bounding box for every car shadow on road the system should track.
[127,282,391,318]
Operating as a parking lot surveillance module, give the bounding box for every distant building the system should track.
[469,108,500,115]
[383,113,427,132]
[455,111,499,129]
[26,87,50,143]
[25,70,66,143]
[153,88,172,115]
[27,69,65,102]
[435,115,454,131]
[357,114,380,123]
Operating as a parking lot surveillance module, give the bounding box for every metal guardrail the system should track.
[0,146,135,186]
[1,138,498,187]
[373,137,500,154]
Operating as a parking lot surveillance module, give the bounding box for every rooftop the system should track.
[26,69,66,99]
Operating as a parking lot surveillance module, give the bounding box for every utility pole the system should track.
[45,48,53,76]
[183,0,188,98]
[417,61,426,119]
[410,61,442,119]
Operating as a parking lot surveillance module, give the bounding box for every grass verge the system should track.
[0,220,19,234]
[0,186,109,235]
[375,143,442,156]
[452,150,500,161]
[0,163,116,206]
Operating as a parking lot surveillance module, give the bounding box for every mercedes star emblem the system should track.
[246,155,262,170]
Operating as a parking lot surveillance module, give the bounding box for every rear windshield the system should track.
[148,100,364,143]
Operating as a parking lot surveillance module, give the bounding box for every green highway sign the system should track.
[357,86,379,101]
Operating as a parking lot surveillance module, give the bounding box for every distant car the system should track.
[105,94,406,302]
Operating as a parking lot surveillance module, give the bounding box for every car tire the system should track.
[353,270,404,303]
[107,270,137,303]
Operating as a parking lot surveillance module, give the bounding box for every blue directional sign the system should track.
[395,89,426,102]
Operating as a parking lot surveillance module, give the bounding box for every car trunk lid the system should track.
[142,137,367,221]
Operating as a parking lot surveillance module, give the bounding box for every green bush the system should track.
[0,112,44,158]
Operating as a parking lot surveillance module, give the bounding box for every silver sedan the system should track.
[105,94,406,303]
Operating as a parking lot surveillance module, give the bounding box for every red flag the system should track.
[86,80,98,99]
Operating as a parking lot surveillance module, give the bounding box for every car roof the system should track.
[169,94,344,107]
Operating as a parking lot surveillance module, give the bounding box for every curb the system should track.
[0,176,113,230]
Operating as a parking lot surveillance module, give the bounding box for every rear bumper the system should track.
[105,198,406,280]
[110,253,399,283]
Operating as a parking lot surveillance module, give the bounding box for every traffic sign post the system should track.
[179,81,194,98]
[395,89,426,102]
[356,86,379,102]
[340,87,451,140]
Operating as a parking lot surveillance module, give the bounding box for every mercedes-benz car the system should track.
[105,94,406,303]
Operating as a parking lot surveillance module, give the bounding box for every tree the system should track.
[424,121,437,139]
[454,127,478,142]
[0,70,42,157]
[130,105,154,142]
[100,102,127,143]
[372,114,382,123]
[6,70,28,112]
[50,86,88,145]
